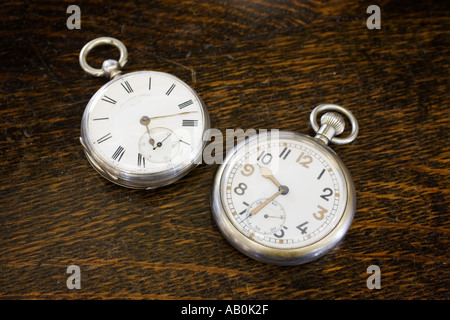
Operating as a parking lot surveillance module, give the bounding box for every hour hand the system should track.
[259,165,289,195]
[140,116,155,146]
[259,166,281,188]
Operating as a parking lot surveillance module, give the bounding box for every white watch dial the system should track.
[219,134,348,250]
[81,71,208,188]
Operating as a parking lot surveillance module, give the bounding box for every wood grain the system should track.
[0,0,449,300]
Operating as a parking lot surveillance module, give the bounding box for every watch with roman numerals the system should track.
[211,104,359,265]
[79,37,209,189]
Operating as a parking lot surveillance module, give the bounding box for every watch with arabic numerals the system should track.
[211,104,358,265]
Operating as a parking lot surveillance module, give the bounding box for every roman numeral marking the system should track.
[182,119,198,127]
[112,146,125,161]
[101,95,117,104]
[137,153,145,168]
[166,84,176,95]
[97,133,112,144]
[121,80,133,94]
[279,147,291,160]
[178,100,193,109]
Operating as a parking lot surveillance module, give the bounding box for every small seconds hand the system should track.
[153,132,172,150]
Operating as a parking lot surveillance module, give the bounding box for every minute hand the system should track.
[148,111,198,121]
[250,189,283,216]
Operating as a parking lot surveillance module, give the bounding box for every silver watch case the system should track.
[80,71,210,189]
[210,131,356,265]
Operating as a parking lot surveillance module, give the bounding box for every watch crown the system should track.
[315,112,346,145]
[321,112,345,135]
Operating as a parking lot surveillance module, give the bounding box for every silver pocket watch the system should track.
[79,37,210,189]
[211,104,359,265]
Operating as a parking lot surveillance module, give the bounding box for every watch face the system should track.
[81,71,209,188]
[213,131,355,264]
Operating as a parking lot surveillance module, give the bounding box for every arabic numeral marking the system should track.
[317,169,326,180]
[279,147,291,160]
[238,201,249,215]
[296,221,309,235]
[274,226,288,238]
[296,152,313,168]
[320,188,333,201]
[257,150,272,165]
[313,205,327,220]
[234,183,247,196]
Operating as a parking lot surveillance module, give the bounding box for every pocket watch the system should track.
[211,104,359,265]
[78,37,209,189]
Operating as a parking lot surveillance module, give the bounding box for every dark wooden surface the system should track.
[1,0,449,300]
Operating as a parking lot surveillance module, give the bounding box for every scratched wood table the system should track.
[1,0,449,301]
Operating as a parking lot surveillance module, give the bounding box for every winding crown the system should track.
[320,112,345,135]
[314,111,346,145]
